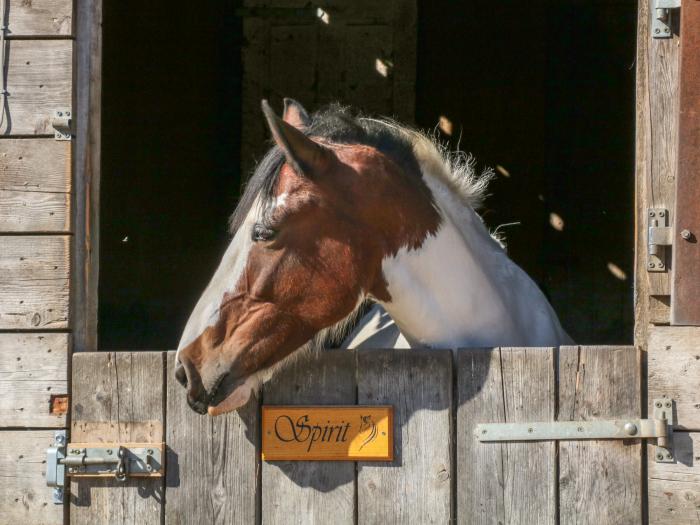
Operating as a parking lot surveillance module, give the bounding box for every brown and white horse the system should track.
[175,99,572,416]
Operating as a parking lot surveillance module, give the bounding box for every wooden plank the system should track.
[1,139,71,192]
[1,138,72,233]
[6,0,72,36]
[648,432,700,524]
[262,350,355,524]
[558,346,642,524]
[70,352,165,525]
[1,40,72,136]
[0,189,71,232]
[456,348,557,524]
[165,351,259,525]
[633,0,680,339]
[456,348,506,525]
[671,0,700,325]
[72,0,102,353]
[648,326,700,431]
[357,349,452,523]
[0,333,68,427]
[0,430,64,525]
[0,235,69,329]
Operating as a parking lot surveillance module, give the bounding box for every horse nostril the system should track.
[175,362,188,388]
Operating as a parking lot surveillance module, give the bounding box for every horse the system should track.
[174,98,572,416]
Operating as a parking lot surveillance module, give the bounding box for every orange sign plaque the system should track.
[261,406,393,461]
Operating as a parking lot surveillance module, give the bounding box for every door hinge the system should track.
[46,435,164,503]
[476,398,676,463]
[51,109,72,140]
[648,208,672,272]
[653,0,680,38]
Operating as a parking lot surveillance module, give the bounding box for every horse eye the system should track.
[252,223,276,242]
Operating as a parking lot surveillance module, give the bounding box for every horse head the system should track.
[174,99,441,415]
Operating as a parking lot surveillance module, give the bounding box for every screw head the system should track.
[655,401,663,408]
[648,262,656,269]
[681,229,692,240]
[623,422,638,436]
[106,449,112,455]
[649,211,656,217]
[665,401,672,408]
[655,28,661,34]
[658,262,665,269]
[147,449,154,455]
[659,210,665,217]
[528,428,533,433]
[146,465,153,472]
[656,453,664,461]
[666,452,673,459]
[577,427,584,432]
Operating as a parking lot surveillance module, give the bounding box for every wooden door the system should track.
[0,1,73,522]
[635,1,700,521]
[69,346,642,524]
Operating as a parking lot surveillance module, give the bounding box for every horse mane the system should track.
[229,103,492,236]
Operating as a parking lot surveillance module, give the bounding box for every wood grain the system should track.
[648,431,700,524]
[634,0,680,338]
[0,333,69,427]
[671,0,700,325]
[0,430,64,524]
[72,0,102,353]
[558,346,641,524]
[70,352,165,525]
[456,348,506,525]
[0,235,69,329]
[262,350,356,525]
[648,326,700,431]
[357,349,452,524]
[165,351,259,525]
[0,189,71,232]
[6,0,72,36]
[1,40,72,135]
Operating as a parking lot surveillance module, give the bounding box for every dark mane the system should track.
[229,104,421,235]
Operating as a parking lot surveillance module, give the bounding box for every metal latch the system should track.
[653,0,680,38]
[51,109,72,140]
[46,434,165,503]
[648,208,672,272]
[476,398,675,463]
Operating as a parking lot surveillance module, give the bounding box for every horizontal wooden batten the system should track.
[1,139,72,233]
[4,0,72,37]
[0,430,63,524]
[0,333,68,427]
[0,40,72,135]
[0,235,70,329]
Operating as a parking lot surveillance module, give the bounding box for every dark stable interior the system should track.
[99,1,637,349]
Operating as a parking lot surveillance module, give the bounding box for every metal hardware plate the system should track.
[648,208,672,272]
[51,109,72,140]
[476,398,675,463]
[65,443,164,478]
[47,439,165,504]
[653,0,681,38]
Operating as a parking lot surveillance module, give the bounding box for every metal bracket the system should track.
[46,439,165,501]
[648,208,672,272]
[653,0,680,38]
[476,398,675,463]
[51,109,72,140]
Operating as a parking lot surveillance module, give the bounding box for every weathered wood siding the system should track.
[648,326,700,524]
[70,347,641,524]
[0,0,73,523]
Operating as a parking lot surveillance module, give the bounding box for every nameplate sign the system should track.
[261,406,393,461]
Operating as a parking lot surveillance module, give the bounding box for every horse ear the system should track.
[261,99,330,177]
[282,98,311,129]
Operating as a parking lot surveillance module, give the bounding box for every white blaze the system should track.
[175,197,263,359]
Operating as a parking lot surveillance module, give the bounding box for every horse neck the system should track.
[376,171,569,348]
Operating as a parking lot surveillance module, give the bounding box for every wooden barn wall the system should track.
[70,347,642,524]
[0,0,74,521]
[635,1,700,523]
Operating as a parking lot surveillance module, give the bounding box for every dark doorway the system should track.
[99,0,636,348]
